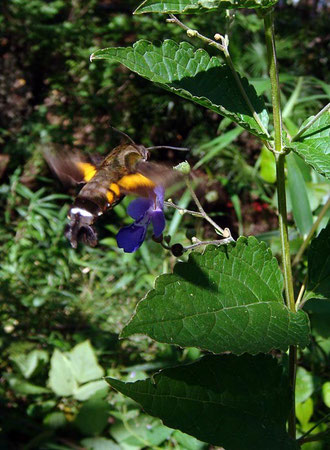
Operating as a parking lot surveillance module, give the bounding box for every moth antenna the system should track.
[110,126,136,145]
[147,146,189,152]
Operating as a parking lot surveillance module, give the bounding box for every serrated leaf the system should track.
[290,111,330,179]
[135,0,278,14]
[48,349,78,396]
[106,354,298,450]
[91,40,269,138]
[122,237,310,354]
[68,340,104,384]
[305,221,330,301]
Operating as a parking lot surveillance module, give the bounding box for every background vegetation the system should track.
[0,0,329,448]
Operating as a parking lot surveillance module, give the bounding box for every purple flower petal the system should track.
[127,197,152,220]
[151,210,166,237]
[154,186,165,206]
[116,223,148,253]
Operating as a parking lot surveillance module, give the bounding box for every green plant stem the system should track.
[264,10,282,154]
[264,9,297,440]
[293,196,330,266]
[291,102,330,142]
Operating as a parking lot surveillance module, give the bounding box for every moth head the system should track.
[65,208,98,248]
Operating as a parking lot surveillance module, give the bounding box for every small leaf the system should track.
[11,349,48,379]
[75,397,110,436]
[6,375,50,395]
[259,146,276,183]
[322,381,330,408]
[286,152,313,236]
[135,0,278,14]
[68,340,104,384]
[296,398,314,427]
[106,354,298,450]
[295,367,314,404]
[304,221,330,301]
[73,380,108,401]
[43,412,67,429]
[122,237,310,355]
[81,437,121,450]
[172,430,206,450]
[48,349,78,396]
[290,111,330,179]
[91,40,269,138]
[111,415,172,448]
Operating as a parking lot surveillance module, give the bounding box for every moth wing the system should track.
[44,148,101,187]
[117,162,181,198]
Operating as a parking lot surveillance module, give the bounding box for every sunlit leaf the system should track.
[91,40,269,138]
[122,237,310,354]
[68,340,104,384]
[107,354,298,450]
[135,0,278,14]
[48,349,78,396]
[290,111,330,179]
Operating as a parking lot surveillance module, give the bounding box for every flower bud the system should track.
[174,161,191,174]
[171,243,185,257]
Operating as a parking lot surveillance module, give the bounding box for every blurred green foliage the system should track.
[0,0,329,448]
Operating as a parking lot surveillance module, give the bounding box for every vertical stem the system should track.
[275,154,295,311]
[264,10,282,153]
[264,9,297,440]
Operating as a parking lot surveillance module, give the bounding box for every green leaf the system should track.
[286,153,313,236]
[43,412,67,429]
[259,146,276,183]
[290,111,330,179]
[295,367,314,404]
[322,381,330,408]
[91,40,269,138]
[68,340,104,384]
[296,398,314,427]
[172,430,206,450]
[81,437,121,450]
[48,349,78,396]
[111,415,173,449]
[106,354,298,450]
[135,0,278,14]
[73,380,108,401]
[11,349,48,379]
[5,375,50,395]
[305,221,330,301]
[75,397,110,436]
[122,237,310,355]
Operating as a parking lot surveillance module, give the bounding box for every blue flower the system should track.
[116,186,165,253]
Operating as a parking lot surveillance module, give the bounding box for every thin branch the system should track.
[184,237,234,251]
[167,14,271,142]
[297,413,330,444]
[291,102,330,142]
[165,200,204,218]
[184,176,230,237]
[293,196,330,266]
